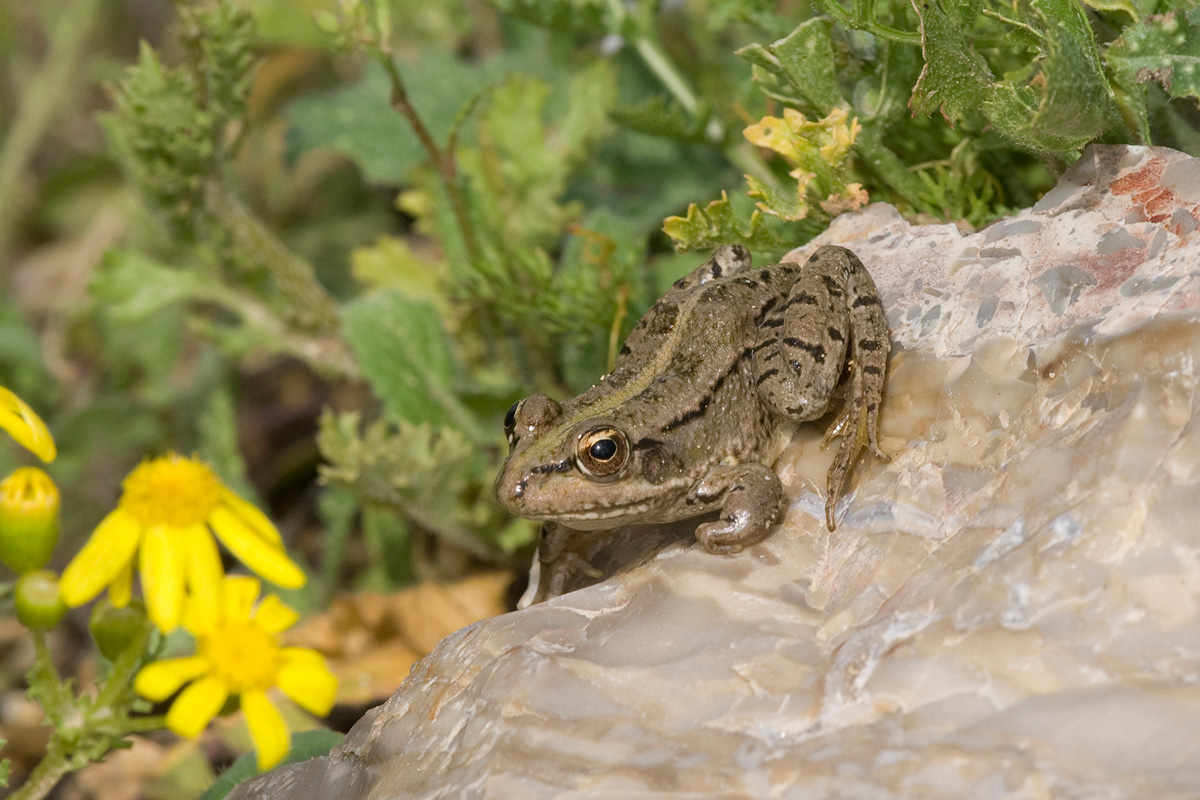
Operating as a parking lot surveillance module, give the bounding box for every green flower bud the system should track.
[0,467,60,574]
[89,598,151,661]
[15,570,67,631]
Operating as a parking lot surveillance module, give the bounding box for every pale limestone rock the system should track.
[231,145,1200,799]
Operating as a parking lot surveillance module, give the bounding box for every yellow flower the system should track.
[135,576,337,771]
[0,467,61,574]
[60,453,305,631]
[0,387,56,462]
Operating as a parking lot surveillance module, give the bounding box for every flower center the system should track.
[119,454,222,528]
[199,621,280,693]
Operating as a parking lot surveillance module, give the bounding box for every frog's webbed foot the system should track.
[533,522,604,603]
[822,364,888,531]
[691,463,784,554]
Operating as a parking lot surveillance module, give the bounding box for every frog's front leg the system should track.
[533,522,603,603]
[690,463,784,554]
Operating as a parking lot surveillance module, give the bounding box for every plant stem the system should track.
[8,740,73,800]
[12,623,159,800]
[372,52,483,266]
[30,630,66,710]
[208,186,343,336]
[0,0,103,262]
[604,0,779,190]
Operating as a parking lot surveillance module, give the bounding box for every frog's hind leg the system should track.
[754,245,890,531]
[753,248,852,423]
[670,245,753,293]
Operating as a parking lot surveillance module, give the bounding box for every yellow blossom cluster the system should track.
[1,385,336,771]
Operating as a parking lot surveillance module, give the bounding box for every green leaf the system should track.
[90,250,208,322]
[198,729,344,800]
[491,0,608,33]
[1017,0,1117,151]
[1107,9,1200,102]
[662,191,790,253]
[361,503,414,587]
[317,412,512,561]
[745,173,811,221]
[609,95,711,143]
[196,383,261,506]
[350,236,449,312]
[340,289,480,436]
[286,50,566,185]
[909,0,994,121]
[737,18,844,115]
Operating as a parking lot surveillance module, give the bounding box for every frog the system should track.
[493,244,890,603]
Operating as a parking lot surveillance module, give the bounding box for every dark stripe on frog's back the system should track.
[518,261,790,462]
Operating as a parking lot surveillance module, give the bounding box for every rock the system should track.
[231,145,1200,799]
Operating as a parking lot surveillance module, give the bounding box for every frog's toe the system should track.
[696,517,754,554]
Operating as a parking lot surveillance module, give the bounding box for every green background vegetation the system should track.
[2,0,1197,604]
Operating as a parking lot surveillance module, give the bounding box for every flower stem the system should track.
[8,740,73,800]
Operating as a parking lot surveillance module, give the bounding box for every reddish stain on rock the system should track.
[1110,157,1177,225]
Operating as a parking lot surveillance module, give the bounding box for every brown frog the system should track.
[494,245,889,602]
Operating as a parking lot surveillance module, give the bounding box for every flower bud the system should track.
[0,467,60,574]
[90,598,151,661]
[15,570,67,631]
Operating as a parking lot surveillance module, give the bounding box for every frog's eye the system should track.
[576,427,629,478]
[503,401,520,446]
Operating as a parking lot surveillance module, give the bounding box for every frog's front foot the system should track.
[534,522,604,603]
[692,464,784,554]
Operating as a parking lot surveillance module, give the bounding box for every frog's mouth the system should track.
[542,503,660,528]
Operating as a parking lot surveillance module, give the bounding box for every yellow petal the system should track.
[184,525,222,632]
[0,387,56,462]
[277,650,338,716]
[60,510,141,607]
[209,507,305,589]
[242,689,290,771]
[166,675,229,738]
[254,594,299,634]
[141,525,186,631]
[218,489,283,545]
[221,575,261,622]
[110,559,134,608]
[135,655,210,701]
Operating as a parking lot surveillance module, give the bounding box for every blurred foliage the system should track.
[1,0,1198,603]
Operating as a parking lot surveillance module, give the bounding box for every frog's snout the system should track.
[492,462,528,514]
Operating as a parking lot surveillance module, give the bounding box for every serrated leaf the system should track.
[609,95,710,143]
[1107,9,1200,102]
[1018,0,1117,149]
[745,172,811,220]
[662,191,789,253]
[737,18,843,115]
[340,289,480,436]
[910,0,994,121]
